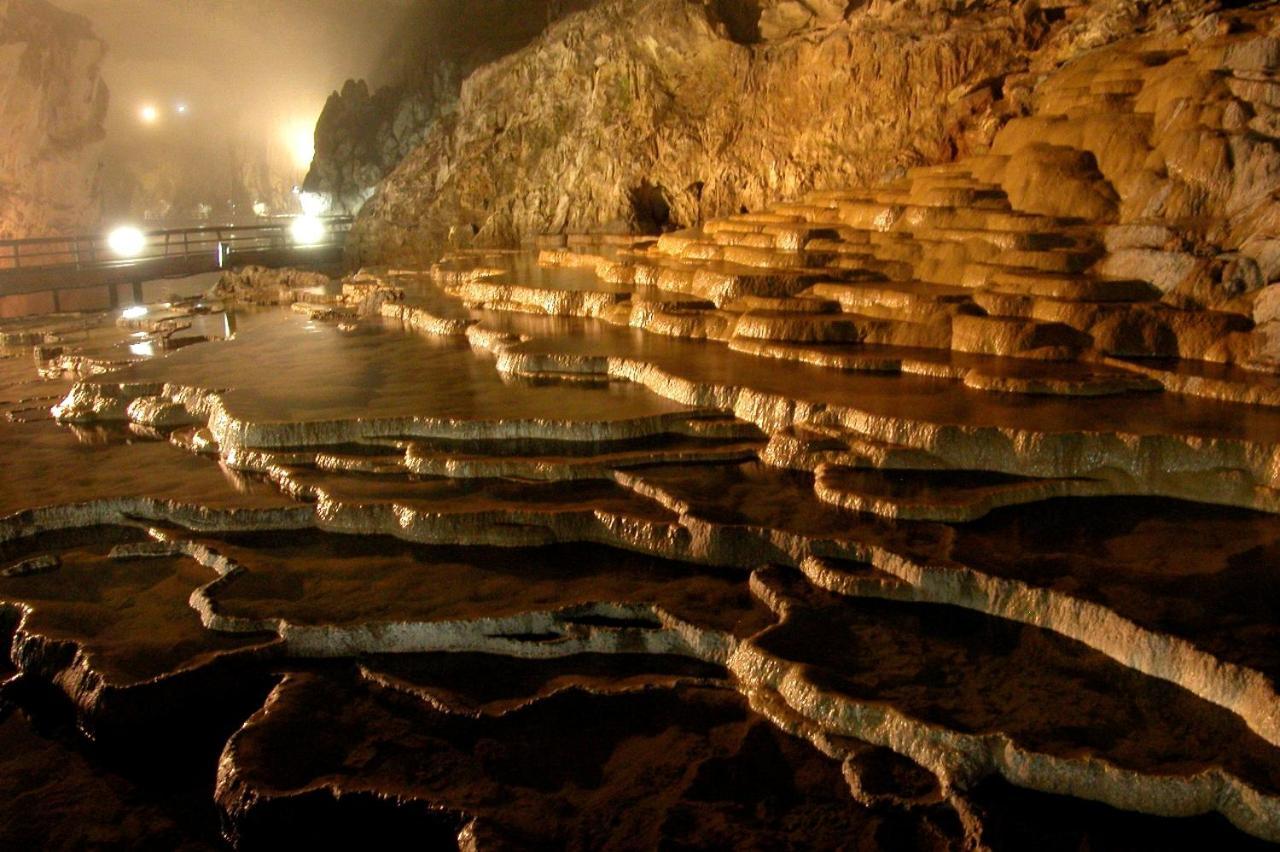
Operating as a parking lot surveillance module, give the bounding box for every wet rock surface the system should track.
[15,2,1280,838]
[0,711,220,850]
[2,254,1280,848]
[219,673,927,850]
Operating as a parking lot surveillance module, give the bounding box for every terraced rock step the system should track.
[217,673,951,850]
[813,466,1110,521]
[0,527,280,737]
[740,568,1280,840]
[10,5,1280,846]
[192,531,770,653]
[361,651,727,714]
[503,9,1280,391]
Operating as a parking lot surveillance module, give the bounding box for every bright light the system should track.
[175,103,188,114]
[290,215,326,246]
[107,226,147,258]
[283,122,314,170]
[252,201,269,218]
[139,104,159,124]
[121,305,149,320]
[299,191,329,217]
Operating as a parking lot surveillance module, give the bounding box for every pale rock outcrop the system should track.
[0,0,107,239]
[210,265,334,305]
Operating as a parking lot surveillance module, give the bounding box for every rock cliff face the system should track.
[0,0,107,239]
[303,0,596,215]
[346,0,1215,264]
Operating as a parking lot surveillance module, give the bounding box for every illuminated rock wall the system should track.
[0,0,107,239]
[346,0,1216,265]
[303,0,597,216]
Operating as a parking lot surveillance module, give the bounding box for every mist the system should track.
[58,0,415,225]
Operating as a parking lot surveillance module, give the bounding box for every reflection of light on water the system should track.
[66,424,116,446]
[122,305,149,320]
[218,460,257,494]
[128,423,165,442]
[129,341,156,358]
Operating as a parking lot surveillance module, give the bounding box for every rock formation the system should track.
[9,0,1280,848]
[345,0,1218,264]
[303,0,596,215]
[0,0,107,239]
[0,251,1273,846]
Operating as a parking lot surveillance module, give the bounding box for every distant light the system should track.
[175,103,188,115]
[283,122,314,170]
[121,305,149,320]
[139,104,159,124]
[290,215,326,246]
[107,226,147,258]
[252,201,269,218]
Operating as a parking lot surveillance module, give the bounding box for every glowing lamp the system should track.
[299,191,330,217]
[107,226,147,258]
[290,215,326,246]
[139,104,159,124]
[284,122,315,170]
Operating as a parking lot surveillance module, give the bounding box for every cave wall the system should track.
[0,0,107,239]
[345,0,1216,265]
[303,0,598,215]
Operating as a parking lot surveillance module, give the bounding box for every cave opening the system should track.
[628,180,674,233]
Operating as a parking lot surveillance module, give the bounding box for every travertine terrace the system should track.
[8,1,1280,849]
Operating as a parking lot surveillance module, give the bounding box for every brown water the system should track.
[2,263,1279,850]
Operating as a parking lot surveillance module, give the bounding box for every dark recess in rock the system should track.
[628,179,675,233]
[706,0,763,43]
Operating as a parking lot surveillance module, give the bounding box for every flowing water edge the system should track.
[3,254,1280,849]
